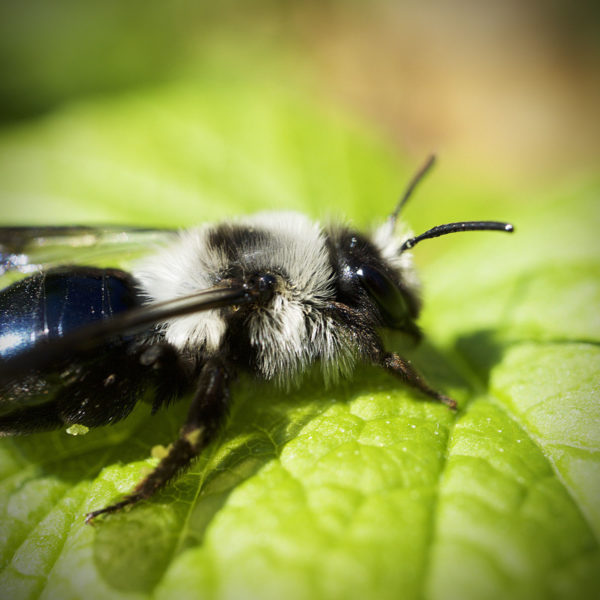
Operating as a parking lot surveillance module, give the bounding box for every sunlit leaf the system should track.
[0,78,598,600]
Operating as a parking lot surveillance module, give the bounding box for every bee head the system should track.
[331,229,421,338]
[336,154,514,337]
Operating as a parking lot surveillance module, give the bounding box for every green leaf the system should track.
[0,79,598,600]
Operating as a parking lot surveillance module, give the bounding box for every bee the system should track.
[0,156,513,523]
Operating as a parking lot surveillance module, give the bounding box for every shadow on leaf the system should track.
[89,362,454,593]
[4,348,469,595]
[453,328,508,385]
[91,374,335,592]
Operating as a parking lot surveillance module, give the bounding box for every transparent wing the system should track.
[0,226,177,276]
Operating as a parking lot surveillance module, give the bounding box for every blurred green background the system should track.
[1,0,599,190]
[0,3,599,600]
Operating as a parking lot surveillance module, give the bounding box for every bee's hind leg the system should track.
[0,341,178,435]
[85,357,233,524]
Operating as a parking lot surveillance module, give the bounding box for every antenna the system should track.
[400,221,514,253]
[389,154,437,225]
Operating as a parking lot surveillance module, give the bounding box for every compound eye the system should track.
[355,264,412,327]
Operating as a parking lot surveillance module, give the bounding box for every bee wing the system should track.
[0,282,253,386]
[0,226,177,276]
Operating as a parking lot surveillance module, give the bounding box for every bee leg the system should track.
[136,342,193,413]
[85,357,232,523]
[380,352,457,409]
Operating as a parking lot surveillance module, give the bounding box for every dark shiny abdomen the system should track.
[0,267,140,360]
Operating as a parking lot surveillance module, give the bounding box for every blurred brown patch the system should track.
[288,1,600,181]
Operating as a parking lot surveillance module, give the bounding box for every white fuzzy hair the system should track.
[135,212,413,385]
[371,218,421,293]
